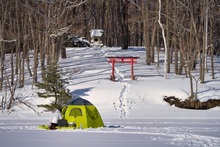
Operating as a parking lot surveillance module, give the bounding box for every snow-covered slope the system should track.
[59,47,220,119]
[0,47,219,147]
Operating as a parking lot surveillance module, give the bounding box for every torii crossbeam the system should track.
[106,56,139,81]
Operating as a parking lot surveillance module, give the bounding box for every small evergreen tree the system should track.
[36,61,71,111]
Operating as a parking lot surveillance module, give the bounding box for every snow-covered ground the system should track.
[0,47,220,147]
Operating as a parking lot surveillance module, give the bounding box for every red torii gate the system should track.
[106,56,139,81]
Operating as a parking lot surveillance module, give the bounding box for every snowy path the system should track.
[117,82,130,118]
[0,119,219,147]
[102,47,137,119]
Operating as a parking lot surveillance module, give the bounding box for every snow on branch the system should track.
[0,39,17,43]
[50,26,71,38]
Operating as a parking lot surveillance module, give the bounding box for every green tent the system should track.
[62,97,104,129]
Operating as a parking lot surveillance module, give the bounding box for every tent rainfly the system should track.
[62,97,104,129]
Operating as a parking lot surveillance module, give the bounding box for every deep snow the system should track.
[0,47,220,147]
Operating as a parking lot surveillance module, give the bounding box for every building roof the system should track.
[90,29,103,37]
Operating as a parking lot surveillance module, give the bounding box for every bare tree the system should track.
[0,0,220,99]
[158,0,168,79]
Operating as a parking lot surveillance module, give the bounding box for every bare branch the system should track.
[50,25,71,38]
[66,0,88,9]
[0,39,16,43]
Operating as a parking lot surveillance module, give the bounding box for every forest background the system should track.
[0,0,220,110]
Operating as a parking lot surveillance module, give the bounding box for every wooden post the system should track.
[131,58,135,80]
[110,59,115,81]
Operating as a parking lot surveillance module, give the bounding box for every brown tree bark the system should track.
[166,0,170,73]
[142,0,151,65]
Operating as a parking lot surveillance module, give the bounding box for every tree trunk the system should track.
[173,0,178,74]
[173,34,178,74]
[118,0,129,50]
[15,1,20,76]
[106,0,112,47]
[156,0,160,68]
[166,0,170,73]
[210,21,214,79]
[158,0,168,79]
[142,0,151,65]
[0,41,4,91]
[27,3,38,84]
[10,43,14,87]
[178,36,183,75]
[188,70,195,100]
[150,20,157,63]
[20,42,25,88]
